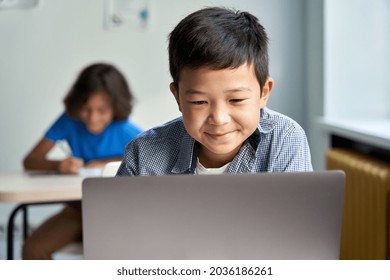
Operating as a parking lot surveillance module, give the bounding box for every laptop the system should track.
[82,171,345,260]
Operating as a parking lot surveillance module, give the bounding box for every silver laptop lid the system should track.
[82,171,345,260]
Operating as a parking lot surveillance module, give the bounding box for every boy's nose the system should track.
[208,105,230,125]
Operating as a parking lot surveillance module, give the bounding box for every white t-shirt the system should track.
[195,158,230,175]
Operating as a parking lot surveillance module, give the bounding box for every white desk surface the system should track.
[0,171,85,204]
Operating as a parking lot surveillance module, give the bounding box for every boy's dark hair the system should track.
[64,63,134,120]
[168,7,269,90]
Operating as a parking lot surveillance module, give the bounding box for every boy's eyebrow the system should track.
[184,87,253,94]
[224,87,253,93]
[184,89,205,94]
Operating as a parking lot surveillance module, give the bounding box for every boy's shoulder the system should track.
[125,117,193,168]
[133,117,187,142]
[260,107,305,135]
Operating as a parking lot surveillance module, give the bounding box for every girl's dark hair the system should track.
[64,63,134,120]
[168,7,269,90]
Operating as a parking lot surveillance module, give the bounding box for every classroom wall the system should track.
[324,0,390,118]
[305,0,327,171]
[308,0,390,171]
[0,0,308,173]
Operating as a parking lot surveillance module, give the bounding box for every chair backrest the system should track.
[101,161,121,177]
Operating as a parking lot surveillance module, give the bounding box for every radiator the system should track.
[326,148,390,259]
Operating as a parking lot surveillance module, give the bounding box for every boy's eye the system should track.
[230,99,245,103]
[189,100,207,105]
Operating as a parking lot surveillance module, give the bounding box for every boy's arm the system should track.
[276,126,313,172]
[116,142,140,176]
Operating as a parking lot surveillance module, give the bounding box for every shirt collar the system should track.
[249,108,277,151]
[171,132,197,174]
[258,107,276,134]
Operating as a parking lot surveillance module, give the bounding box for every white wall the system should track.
[0,0,307,173]
[324,0,390,119]
[305,0,328,171]
[304,0,390,170]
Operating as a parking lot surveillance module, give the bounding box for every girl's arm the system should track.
[23,138,84,174]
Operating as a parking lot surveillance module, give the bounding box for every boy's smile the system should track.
[171,63,273,168]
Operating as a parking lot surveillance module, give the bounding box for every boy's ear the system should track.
[260,77,274,108]
[170,83,182,112]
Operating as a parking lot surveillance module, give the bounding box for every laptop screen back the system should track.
[82,171,345,259]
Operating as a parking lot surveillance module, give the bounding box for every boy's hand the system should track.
[58,157,84,174]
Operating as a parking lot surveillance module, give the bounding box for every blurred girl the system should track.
[22,63,142,259]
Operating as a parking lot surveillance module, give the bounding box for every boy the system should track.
[117,7,312,176]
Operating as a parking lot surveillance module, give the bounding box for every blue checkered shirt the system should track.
[117,107,313,176]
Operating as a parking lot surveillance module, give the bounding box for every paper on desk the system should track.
[78,167,103,177]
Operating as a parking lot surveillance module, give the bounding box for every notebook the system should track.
[82,170,345,260]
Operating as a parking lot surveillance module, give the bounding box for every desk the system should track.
[0,171,85,260]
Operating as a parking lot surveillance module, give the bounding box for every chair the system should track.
[101,161,122,177]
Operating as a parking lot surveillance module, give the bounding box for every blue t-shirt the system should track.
[45,113,142,163]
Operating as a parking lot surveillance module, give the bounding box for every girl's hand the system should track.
[85,158,122,169]
[84,160,107,168]
[58,157,84,174]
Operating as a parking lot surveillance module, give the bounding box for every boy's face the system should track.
[170,63,273,168]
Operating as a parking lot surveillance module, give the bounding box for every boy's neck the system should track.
[198,148,237,168]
